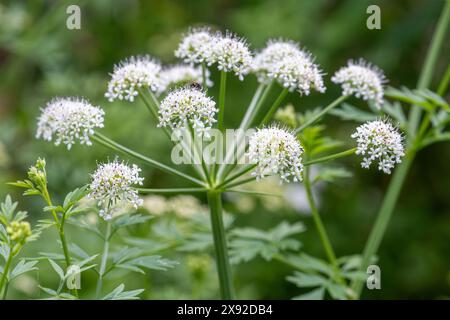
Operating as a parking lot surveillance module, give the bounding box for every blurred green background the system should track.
[0,0,449,299]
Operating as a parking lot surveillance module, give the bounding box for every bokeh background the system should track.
[0,0,449,299]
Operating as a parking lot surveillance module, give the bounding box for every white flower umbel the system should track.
[36,97,105,150]
[332,59,386,108]
[159,64,212,93]
[175,27,216,64]
[351,119,404,174]
[158,87,217,136]
[88,160,144,220]
[105,55,162,102]
[253,40,325,95]
[248,126,304,183]
[209,32,253,80]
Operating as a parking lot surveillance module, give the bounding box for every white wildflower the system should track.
[88,160,144,220]
[209,32,253,80]
[332,59,386,108]
[105,55,162,102]
[159,64,212,93]
[248,126,304,183]
[175,27,216,64]
[36,97,104,150]
[158,87,217,136]
[351,119,404,174]
[253,40,325,95]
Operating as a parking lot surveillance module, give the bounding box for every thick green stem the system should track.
[294,95,348,134]
[260,88,289,126]
[206,191,234,299]
[96,221,112,299]
[218,71,227,132]
[303,148,356,166]
[0,250,13,299]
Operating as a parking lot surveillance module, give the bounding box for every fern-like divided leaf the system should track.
[229,222,305,265]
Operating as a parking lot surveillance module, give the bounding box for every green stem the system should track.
[303,148,356,166]
[202,63,208,93]
[216,164,256,190]
[137,187,207,194]
[218,71,227,132]
[294,95,348,134]
[206,191,234,299]
[260,88,289,126]
[188,124,212,187]
[42,188,78,298]
[352,154,414,296]
[408,0,450,136]
[138,88,158,119]
[437,63,450,95]
[96,221,112,299]
[353,1,450,298]
[304,167,340,272]
[92,132,206,187]
[0,249,13,299]
[216,83,274,183]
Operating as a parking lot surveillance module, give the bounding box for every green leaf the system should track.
[229,222,304,264]
[10,260,38,280]
[287,272,327,287]
[102,284,144,300]
[313,167,352,184]
[330,103,377,122]
[112,214,151,229]
[39,286,57,296]
[326,282,348,300]
[47,259,65,280]
[292,287,325,300]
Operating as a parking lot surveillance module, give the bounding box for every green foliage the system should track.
[229,222,305,264]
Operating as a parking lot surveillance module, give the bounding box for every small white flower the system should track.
[88,160,144,220]
[158,87,217,136]
[331,59,386,108]
[351,119,404,174]
[105,55,162,102]
[175,27,216,64]
[36,97,104,150]
[209,32,253,80]
[248,126,304,183]
[159,64,212,93]
[253,40,325,95]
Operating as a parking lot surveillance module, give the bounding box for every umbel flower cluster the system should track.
[105,55,162,102]
[351,119,404,174]
[253,40,326,95]
[332,59,386,108]
[88,160,144,220]
[248,126,304,183]
[158,87,218,136]
[34,24,400,223]
[175,28,252,80]
[36,97,105,150]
